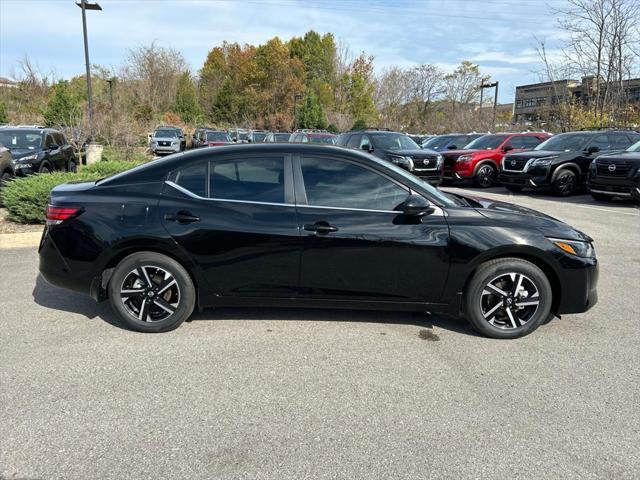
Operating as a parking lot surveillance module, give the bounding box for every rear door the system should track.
[294,153,450,303]
[44,133,64,171]
[158,153,301,299]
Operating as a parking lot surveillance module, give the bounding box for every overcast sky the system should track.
[0,0,569,103]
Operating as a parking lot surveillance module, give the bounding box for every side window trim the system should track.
[292,154,409,213]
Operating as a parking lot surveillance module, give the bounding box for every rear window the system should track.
[155,129,178,138]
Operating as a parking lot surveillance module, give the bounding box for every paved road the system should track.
[1,189,639,480]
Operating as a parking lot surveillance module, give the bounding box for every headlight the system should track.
[15,153,38,162]
[457,155,473,162]
[389,154,410,164]
[548,237,595,258]
[436,154,443,167]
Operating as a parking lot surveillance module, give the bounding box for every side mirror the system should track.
[401,194,434,217]
[587,145,600,154]
[361,144,372,152]
[447,144,457,150]
[232,137,237,142]
[48,144,59,150]
[503,144,513,152]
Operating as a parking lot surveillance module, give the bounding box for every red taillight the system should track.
[46,205,80,224]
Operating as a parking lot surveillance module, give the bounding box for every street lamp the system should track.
[76,0,102,141]
[293,93,303,131]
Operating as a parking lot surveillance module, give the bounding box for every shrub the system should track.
[1,160,145,224]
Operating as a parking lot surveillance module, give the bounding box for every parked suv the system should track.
[442,132,550,188]
[150,126,185,155]
[248,130,268,143]
[500,130,640,196]
[202,130,233,147]
[264,132,292,143]
[421,133,484,151]
[290,131,337,144]
[0,127,76,175]
[191,127,209,149]
[337,129,443,184]
[588,138,640,202]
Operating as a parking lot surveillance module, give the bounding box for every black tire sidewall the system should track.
[474,164,496,188]
[464,258,553,339]
[108,252,196,333]
[552,170,576,196]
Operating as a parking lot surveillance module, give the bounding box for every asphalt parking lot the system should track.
[1,187,639,480]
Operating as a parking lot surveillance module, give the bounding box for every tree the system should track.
[43,80,81,127]
[347,54,377,125]
[0,100,8,123]
[173,71,201,123]
[296,91,327,129]
[351,118,367,131]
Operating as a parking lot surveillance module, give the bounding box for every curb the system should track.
[0,231,42,249]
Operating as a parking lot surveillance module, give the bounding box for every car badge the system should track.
[608,164,616,172]
[510,159,516,166]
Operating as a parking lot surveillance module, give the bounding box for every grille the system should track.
[596,161,633,177]
[159,141,170,147]
[503,157,529,171]
[410,155,438,169]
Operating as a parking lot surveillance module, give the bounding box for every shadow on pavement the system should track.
[32,274,479,337]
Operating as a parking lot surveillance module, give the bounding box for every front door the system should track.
[158,154,301,298]
[294,154,450,304]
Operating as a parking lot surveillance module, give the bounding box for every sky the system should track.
[0,0,570,103]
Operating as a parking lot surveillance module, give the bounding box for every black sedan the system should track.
[39,144,598,339]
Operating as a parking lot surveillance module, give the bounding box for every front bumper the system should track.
[556,255,599,315]
[412,169,443,185]
[499,170,551,189]
[152,144,181,154]
[589,178,640,200]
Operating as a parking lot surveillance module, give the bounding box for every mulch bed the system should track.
[0,208,43,234]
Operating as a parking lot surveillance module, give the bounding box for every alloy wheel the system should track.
[120,265,181,322]
[480,272,540,329]
[476,165,496,187]
[556,173,576,195]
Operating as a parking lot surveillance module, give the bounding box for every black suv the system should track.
[499,130,640,196]
[0,127,76,176]
[588,138,640,202]
[337,129,444,185]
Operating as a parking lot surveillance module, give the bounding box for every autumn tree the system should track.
[173,71,201,124]
[43,80,81,127]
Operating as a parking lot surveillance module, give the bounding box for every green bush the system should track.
[101,146,149,164]
[1,160,145,224]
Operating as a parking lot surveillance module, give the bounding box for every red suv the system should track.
[442,132,551,187]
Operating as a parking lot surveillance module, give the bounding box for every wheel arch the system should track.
[472,159,499,176]
[551,162,581,182]
[459,247,562,314]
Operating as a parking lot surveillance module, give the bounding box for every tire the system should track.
[590,192,611,201]
[463,258,553,339]
[108,252,196,333]
[505,185,523,192]
[68,159,77,173]
[39,164,51,174]
[473,164,497,188]
[551,169,577,196]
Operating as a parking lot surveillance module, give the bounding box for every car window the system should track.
[359,135,371,149]
[346,134,361,149]
[589,134,611,150]
[45,134,55,148]
[300,157,408,211]
[508,136,540,149]
[609,133,634,150]
[169,163,207,198]
[54,133,66,146]
[210,157,285,204]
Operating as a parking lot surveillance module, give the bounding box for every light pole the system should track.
[76,0,102,141]
[479,81,499,131]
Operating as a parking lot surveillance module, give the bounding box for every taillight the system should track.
[46,205,80,225]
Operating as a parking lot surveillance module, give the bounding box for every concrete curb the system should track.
[0,231,42,249]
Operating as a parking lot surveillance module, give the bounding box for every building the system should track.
[514,76,640,123]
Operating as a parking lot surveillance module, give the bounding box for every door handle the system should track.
[304,222,338,234]
[165,211,201,224]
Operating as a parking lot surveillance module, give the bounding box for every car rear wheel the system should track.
[552,169,577,196]
[108,252,196,333]
[505,185,523,192]
[463,258,553,339]
[39,164,51,174]
[474,164,497,188]
[68,159,77,173]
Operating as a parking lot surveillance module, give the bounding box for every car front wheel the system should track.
[463,258,553,339]
[474,164,497,188]
[108,252,196,332]
[552,169,577,196]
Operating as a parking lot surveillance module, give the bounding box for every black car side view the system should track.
[588,139,640,202]
[39,144,598,339]
[500,130,640,196]
[337,129,444,185]
[0,127,76,175]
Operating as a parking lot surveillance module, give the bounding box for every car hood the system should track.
[594,151,640,162]
[152,137,179,142]
[452,192,592,242]
[10,148,41,160]
[442,148,481,157]
[505,150,564,160]
[382,148,439,157]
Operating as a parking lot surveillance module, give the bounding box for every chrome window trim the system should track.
[166,180,427,214]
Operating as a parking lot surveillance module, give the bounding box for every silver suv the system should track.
[150,127,184,155]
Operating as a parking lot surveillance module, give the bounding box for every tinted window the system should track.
[300,157,408,211]
[210,157,285,203]
[170,163,207,197]
[274,133,291,142]
[155,129,178,138]
[45,134,55,148]
[609,133,634,150]
[535,133,591,152]
[346,134,361,149]
[465,135,509,150]
[370,133,419,150]
[589,134,611,150]
[0,130,43,149]
[206,131,231,142]
[508,136,541,149]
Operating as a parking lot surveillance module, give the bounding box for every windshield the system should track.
[535,133,590,152]
[626,139,640,152]
[309,135,337,145]
[206,131,231,142]
[251,132,267,142]
[154,129,178,138]
[237,131,249,141]
[422,134,474,150]
[274,133,291,142]
[465,134,509,150]
[371,133,419,150]
[0,130,43,149]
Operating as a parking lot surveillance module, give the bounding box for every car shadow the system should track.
[32,274,479,337]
